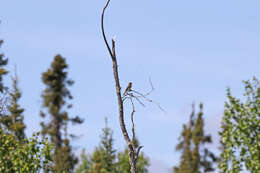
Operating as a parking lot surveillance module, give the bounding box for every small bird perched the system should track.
[123,82,132,96]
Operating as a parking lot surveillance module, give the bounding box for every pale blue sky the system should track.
[1,0,260,172]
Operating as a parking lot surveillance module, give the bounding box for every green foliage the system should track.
[117,146,150,173]
[219,77,260,173]
[77,119,149,173]
[0,38,9,126]
[76,149,91,173]
[89,118,117,173]
[174,103,217,173]
[89,149,111,173]
[117,137,149,173]
[0,130,53,173]
[0,73,26,141]
[76,118,116,173]
[41,55,83,173]
[0,39,8,93]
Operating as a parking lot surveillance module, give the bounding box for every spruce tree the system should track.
[174,123,193,172]
[76,149,91,173]
[0,38,8,124]
[40,55,83,173]
[0,39,8,93]
[2,73,26,141]
[174,103,217,173]
[117,138,150,173]
[76,119,149,173]
[89,118,117,173]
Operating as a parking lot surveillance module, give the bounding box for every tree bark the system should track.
[101,1,137,172]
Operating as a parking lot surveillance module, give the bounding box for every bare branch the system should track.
[112,39,116,58]
[131,87,165,113]
[101,0,133,164]
[101,0,114,59]
[130,97,136,142]
[101,1,161,172]
[131,93,146,107]
[136,146,144,160]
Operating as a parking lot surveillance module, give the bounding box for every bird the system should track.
[123,82,132,96]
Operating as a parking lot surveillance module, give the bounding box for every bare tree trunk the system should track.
[101,1,137,172]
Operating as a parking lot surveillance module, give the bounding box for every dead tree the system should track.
[101,0,164,172]
[101,1,139,172]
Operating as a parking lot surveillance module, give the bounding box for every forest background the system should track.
[1,0,260,172]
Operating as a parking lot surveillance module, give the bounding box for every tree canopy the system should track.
[0,130,53,173]
[219,77,260,173]
[174,103,217,173]
[41,55,83,173]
